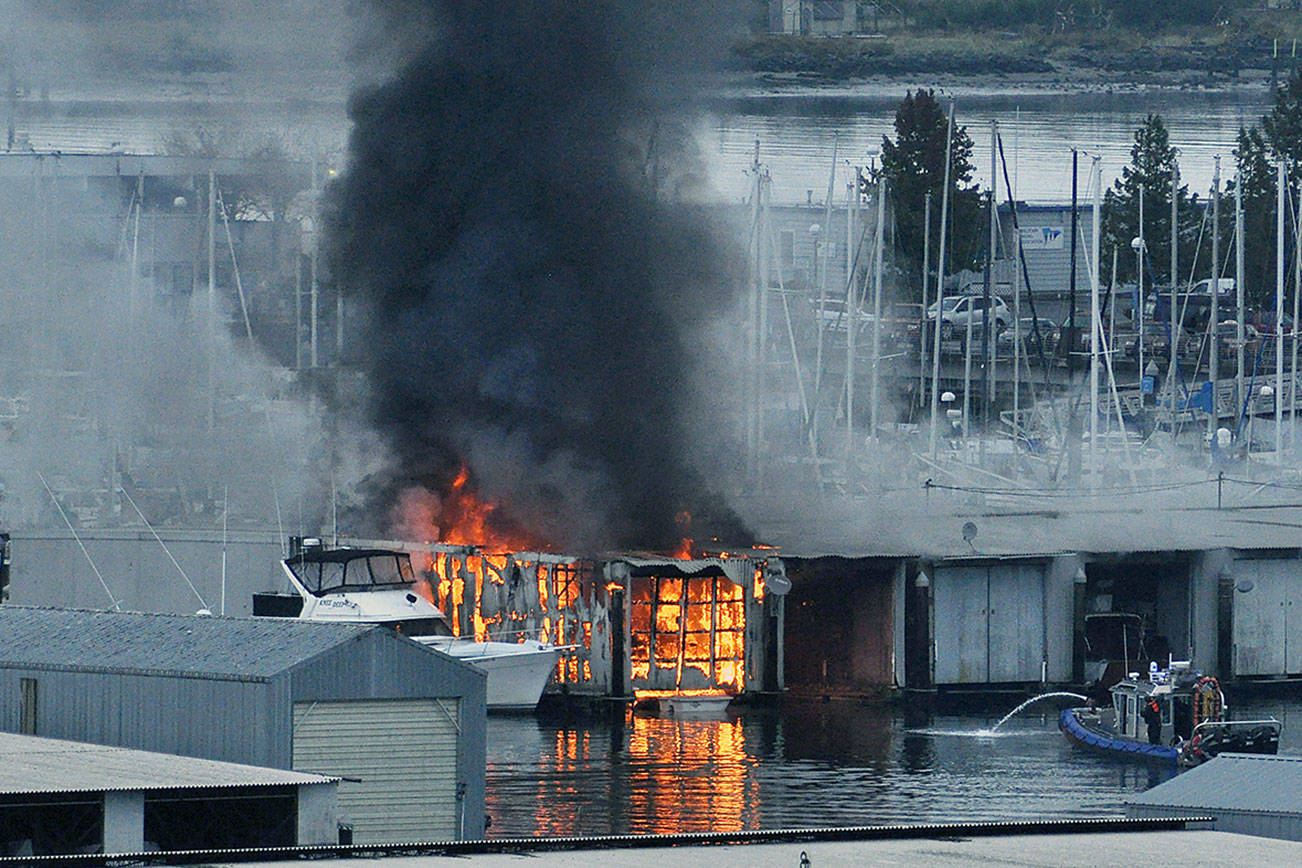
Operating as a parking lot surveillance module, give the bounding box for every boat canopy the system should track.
[286,548,416,595]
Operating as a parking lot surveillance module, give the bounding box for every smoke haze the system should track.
[326,1,754,552]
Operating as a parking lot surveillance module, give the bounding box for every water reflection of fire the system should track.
[627,717,750,834]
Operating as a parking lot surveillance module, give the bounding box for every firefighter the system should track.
[1141,696,1162,745]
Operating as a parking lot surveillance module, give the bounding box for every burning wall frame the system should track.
[392,542,786,698]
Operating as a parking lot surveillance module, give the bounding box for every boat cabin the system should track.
[268,543,456,639]
[1109,663,1202,746]
[284,546,417,596]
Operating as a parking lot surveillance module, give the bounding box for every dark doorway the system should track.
[784,557,895,695]
[144,786,297,850]
[1083,556,1192,684]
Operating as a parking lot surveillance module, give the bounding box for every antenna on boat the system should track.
[119,485,209,613]
[37,471,121,611]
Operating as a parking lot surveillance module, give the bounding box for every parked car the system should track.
[1246,308,1295,335]
[925,295,1011,333]
[997,316,1057,358]
[809,297,872,333]
[1212,321,1261,365]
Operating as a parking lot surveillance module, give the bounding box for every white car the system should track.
[926,295,1011,332]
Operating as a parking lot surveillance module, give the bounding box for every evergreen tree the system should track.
[1263,66,1302,185]
[1230,125,1279,310]
[879,89,983,300]
[1228,68,1302,310]
[1100,114,1201,288]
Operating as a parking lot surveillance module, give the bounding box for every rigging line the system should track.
[922,477,1212,497]
[762,207,812,429]
[37,471,121,611]
[119,484,208,611]
[996,134,1056,430]
[215,185,255,344]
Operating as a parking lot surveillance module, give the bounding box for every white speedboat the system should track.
[254,541,562,711]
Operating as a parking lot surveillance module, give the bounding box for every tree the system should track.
[1231,125,1278,310]
[1263,66,1302,185]
[1227,67,1302,310]
[1100,114,1201,288]
[879,89,983,300]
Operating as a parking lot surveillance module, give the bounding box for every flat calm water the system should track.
[485,694,1302,837]
[10,86,1273,208]
[707,88,1272,205]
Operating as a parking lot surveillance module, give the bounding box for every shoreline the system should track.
[716,66,1278,103]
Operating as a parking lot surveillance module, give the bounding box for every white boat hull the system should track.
[659,694,735,718]
[420,639,561,712]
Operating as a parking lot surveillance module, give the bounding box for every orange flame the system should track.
[392,467,547,553]
[672,510,693,558]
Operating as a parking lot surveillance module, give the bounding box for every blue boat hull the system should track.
[1059,707,1179,766]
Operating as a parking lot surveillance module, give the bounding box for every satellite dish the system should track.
[962,522,978,542]
[1236,580,1255,593]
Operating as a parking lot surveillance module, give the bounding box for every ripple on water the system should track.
[482,700,1201,836]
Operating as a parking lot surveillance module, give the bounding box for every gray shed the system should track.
[0,731,338,855]
[0,606,486,843]
[1126,753,1302,841]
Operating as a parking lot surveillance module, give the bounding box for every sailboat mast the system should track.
[869,173,886,444]
[1209,157,1220,439]
[929,100,956,459]
[1236,175,1246,428]
[1277,158,1286,460]
[1089,157,1101,484]
[920,191,931,407]
[1168,164,1179,450]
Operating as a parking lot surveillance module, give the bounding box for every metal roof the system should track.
[1126,753,1302,814]
[0,732,334,794]
[741,486,1302,560]
[0,606,381,681]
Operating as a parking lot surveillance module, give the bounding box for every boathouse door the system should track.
[934,563,1046,684]
[1232,555,1302,676]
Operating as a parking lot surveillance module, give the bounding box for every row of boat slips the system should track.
[12,490,1302,701]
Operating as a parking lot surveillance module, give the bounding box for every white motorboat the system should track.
[254,540,562,712]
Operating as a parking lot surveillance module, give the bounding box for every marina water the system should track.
[484,694,1302,836]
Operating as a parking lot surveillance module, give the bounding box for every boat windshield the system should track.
[288,551,417,595]
[391,617,456,639]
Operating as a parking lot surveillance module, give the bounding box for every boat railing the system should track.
[1191,717,1281,736]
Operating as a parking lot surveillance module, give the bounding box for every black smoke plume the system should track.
[325,1,753,552]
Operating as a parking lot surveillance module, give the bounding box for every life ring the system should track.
[1193,676,1222,725]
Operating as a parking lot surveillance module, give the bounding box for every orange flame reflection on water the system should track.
[626,715,749,834]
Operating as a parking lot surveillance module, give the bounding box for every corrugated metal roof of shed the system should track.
[1126,753,1302,814]
[0,606,380,680]
[0,732,335,794]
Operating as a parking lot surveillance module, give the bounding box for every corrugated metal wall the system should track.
[0,667,279,764]
[0,630,486,839]
[7,531,287,616]
[1128,805,1302,842]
